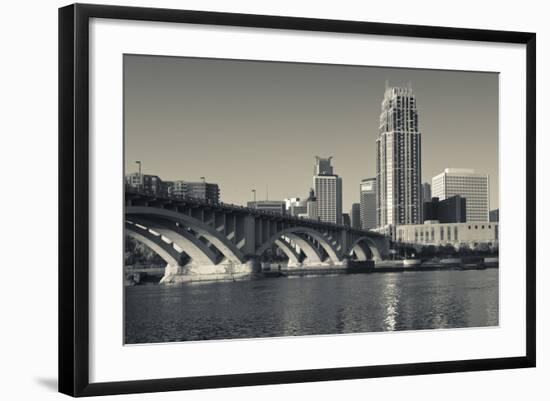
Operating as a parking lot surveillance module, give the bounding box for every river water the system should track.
[124,269,498,344]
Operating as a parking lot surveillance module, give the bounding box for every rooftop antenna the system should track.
[266,184,269,200]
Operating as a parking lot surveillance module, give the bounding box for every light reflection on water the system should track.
[125,269,498,344]
[381,275,400,331]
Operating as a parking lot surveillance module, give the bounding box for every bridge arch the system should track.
[273,238,302,266]
[285,233,324,264]
[126,217,221,266]
[125,221,181,267]
[256,226,341,264]
[347,236,382,261]
[126,206,245,264]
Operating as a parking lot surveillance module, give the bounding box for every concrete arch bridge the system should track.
[125,192,389,283]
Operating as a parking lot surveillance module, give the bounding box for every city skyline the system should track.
[124,54,499,212]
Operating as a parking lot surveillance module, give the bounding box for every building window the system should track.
[475,225,478,229]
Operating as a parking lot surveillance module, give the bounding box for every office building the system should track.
[125,173,165,196]
[126,172,142,189]
[306,189,318,220]
[313,157,343,224]
[376,85,422,227]
[342,213,351,227]
[186,182,220,202]
[421,182,431,221]
[285,197,308,216]
[172,180,186,198]
[350,203,361,229]
[422,182,432,203]
[172,180,220,203]
[360,178,377,229]
[247,200,286,215]
[432,168,489,222]
[314,156,334,175]
[396,221,498,247]
[423,195,467,223]
[160,180,174,197]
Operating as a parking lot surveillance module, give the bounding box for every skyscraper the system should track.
[306,188,318,220]
[350,203,361,229]
[421,182,431,204]
[314,156,334,175]
[313,157,342,224]
[360,178,377,229]
[376,84,422,227]
[342,213,351,227]
[420,182,432,222]
[432,168,489,222]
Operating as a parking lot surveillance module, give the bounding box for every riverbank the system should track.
[125,256,498,285]
[264,257,497,278]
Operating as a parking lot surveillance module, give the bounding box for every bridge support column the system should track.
[159,263,188,284]
[341,230,350,255]
[160,260,260,284]
[372,237,390,260]
[243,215,256,255]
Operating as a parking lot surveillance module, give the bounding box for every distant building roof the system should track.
[444,168,476,174]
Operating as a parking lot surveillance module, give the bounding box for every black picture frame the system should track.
[59,3,536,397]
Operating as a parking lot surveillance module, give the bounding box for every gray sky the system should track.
[124,55,499,212]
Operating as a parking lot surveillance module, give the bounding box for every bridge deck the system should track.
[125,189,384,238]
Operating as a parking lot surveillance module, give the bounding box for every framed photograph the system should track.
[58,3,536,397]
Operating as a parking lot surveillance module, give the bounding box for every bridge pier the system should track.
[299,258,348,268]
[159,258,262,284]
